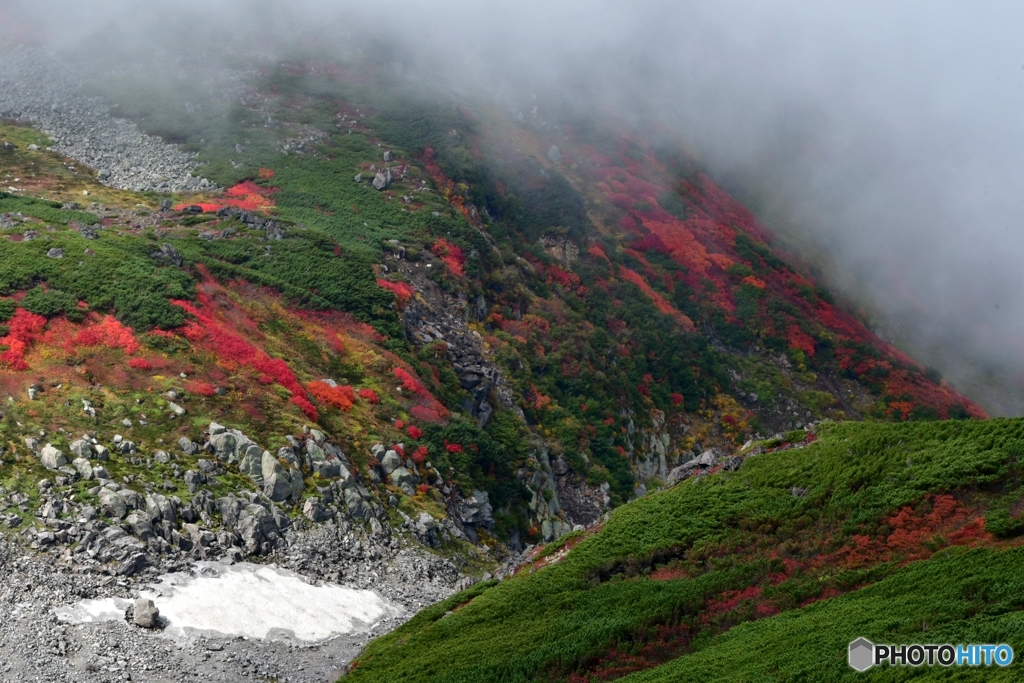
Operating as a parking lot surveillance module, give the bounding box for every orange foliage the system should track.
[376,279,414,307]
[308,380,355,411]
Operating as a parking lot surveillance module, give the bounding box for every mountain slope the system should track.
[0,46,989,563]
[342,418,1024,681]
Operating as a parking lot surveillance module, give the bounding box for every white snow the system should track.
[55,561,404,642]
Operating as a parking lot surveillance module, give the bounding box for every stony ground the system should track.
[0,522,462,683]
[0,46,208,193]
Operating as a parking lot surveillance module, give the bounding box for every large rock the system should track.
[461,489,494,527]
[381,449,402,475]
[262,451,301,502]
[302,497,331,523]
[39,444,66,470]
[372,168,392,190]
[133,598,160,628]
[236,503,279,554]
[145,493,176,524]
[238,447,264,484]
[343,487,371,519]
[208,432,237,462]
[217,497,242,528]
[71,457,93,480]
[306,441,326,471]
[98,488,127,519]
[389,466,418,496]
[125,511,154,541]
[69,439,93,459]
[178,436,200,455]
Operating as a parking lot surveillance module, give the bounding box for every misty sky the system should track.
[11,0,1024,412]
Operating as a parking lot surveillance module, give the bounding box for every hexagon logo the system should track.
[849,638,875,671]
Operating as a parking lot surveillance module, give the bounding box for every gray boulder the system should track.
[133,598,160,628]
[238,447,264,484]
[343,487,371,519]
[98,488,127,519]
[372,168,392,191]
[69,439,93,459]
[145,493,176,524]
[389,466,418,496]
[547,145,562,163]
[262,451,301,503]
[217,497,242,528]
[46,247,64,259]
[93,444,110,461]
[208,432,237,462]
[125,511,154,541]
[71,457,93,480]
[92,465,110,480]
[461,489,494,527]
[39,444,66,470]
[236,503,279,553]
[178,436,200,455]
[381,449,402,475]
[302,497,331,523]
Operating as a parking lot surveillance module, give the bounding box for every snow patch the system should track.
[55,561,405,643]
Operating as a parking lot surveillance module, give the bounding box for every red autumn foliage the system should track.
[445,442,463,454]
[290,395,318,421]
[358,387,381,404]
[376,279,414,307]
[187,380,217,397]
[431,239,465,276]
[406,425,423,439]
[417,484,430,494]
[0,308,46,370]
[127,358,152,370]
[65,315,140,355]
[307,380,355,411]
[411,446,428,464]
[786,325,816,357]
[618,266,695,332]
[171,295,315,419]
[671,392,684,405]
[394,367,425,394]
[410,405,445,423]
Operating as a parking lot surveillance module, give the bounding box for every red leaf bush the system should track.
[0,308,46,370]
[358,387,380,404]
[308,380,355,411]
[431,239,465,276]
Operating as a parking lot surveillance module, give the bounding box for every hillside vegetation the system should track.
[0,47,994,575]
[344,418,1024,681]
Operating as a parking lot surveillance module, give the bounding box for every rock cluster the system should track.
[0,46,210,193]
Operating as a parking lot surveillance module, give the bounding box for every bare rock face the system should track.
[133,598,160,628]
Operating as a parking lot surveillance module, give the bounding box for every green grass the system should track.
[622,545,1024,682]
[342,418,1024,682]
